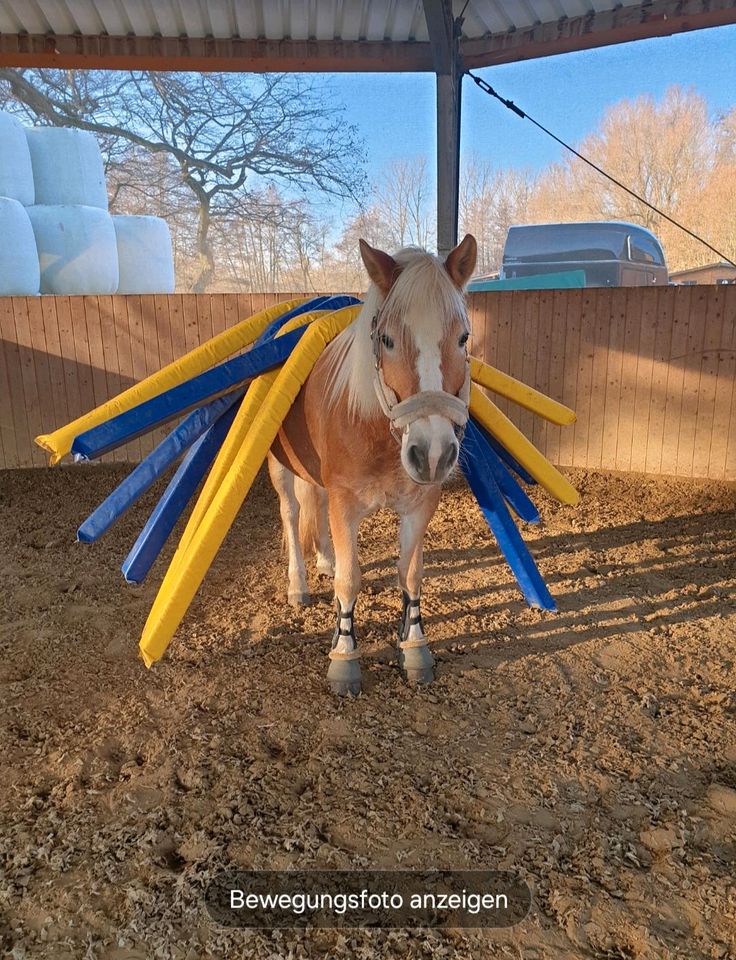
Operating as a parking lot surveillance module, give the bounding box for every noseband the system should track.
[370,310,471,446]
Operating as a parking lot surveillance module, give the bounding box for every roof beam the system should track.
[461,0,736,68]
[0,34,435,72]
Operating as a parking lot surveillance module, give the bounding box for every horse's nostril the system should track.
[437,441,459,477]
[407,443,430,481]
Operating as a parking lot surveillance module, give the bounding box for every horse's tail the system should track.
[296,478,322,559]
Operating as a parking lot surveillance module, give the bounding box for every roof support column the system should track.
[423,0,463,259]
[436,69,462,259]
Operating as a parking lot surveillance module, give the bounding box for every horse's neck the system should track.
[325,302,381,423]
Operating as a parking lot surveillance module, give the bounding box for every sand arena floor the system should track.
[0,465,735,959]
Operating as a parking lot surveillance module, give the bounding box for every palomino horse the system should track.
[268,235,477,694]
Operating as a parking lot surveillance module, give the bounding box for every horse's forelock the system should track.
[380,248,468,338]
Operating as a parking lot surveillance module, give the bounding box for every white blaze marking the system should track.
[410,321,455,479]
[414,320,444,393]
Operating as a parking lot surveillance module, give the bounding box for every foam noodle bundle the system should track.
[0,198,40,295]
[0,111,35,206]
[113,215,176,294]
[39,295,577,667]
[26,127,108,209]
[26,205,119,295]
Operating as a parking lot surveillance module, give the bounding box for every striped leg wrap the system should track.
[329,600,360,661]
[399,591,428,649]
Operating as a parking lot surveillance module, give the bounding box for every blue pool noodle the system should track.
[121,400,240,584]
[461,419,555,611]
[76,391,242,543]
[473,420,537,486]
[255,295,360,345]
[255,295,331,344]
[466,419,540,523]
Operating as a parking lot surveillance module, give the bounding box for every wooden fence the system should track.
[467,284,736,481]
[1,286,735,479]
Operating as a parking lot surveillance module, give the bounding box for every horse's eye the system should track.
[459,332,470,347]
[380,333,394,350]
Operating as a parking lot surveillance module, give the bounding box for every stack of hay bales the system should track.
[26,127,120,295]
[0,113,40,295]
[0,111,176,295]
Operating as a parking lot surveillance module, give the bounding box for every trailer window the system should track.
[629,234,664,264]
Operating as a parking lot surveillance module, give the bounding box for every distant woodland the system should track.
[1,70,734,292]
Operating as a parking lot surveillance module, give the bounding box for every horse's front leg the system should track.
[326,488,363,696]
[397,489,441,684]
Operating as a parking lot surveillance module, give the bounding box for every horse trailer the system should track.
[500,221,669,287]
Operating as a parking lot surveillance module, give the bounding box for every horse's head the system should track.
[359,235,477,485]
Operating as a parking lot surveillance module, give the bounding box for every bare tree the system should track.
[579,86,713,228]
[527,85,731,270]
[378,158,433,249]
[0,69,366,291]
[714,106,736,168]
[460,158,533,274]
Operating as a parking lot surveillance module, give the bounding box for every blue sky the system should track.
[319,22,735,207]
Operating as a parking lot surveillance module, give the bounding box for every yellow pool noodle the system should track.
[469,357,576,426]
[141,309,334,636]
[35,297,309,464]
[469,384,579,506]
[176,376,277,558]
[175,308,330,559]
[136,374,278,644]
[139,305,361,668]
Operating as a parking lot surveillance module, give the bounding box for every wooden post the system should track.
[436,69,462,259]
[423,0,462,259]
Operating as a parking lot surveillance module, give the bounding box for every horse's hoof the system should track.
[327,657,362,697]
[288,591,310,608]
[398,643,435,685]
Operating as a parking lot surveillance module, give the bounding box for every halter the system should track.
[370,307,471,445]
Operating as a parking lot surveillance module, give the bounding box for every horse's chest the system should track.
[352,469,432,515]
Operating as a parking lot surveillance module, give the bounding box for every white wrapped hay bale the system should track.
[26,127,108,209]
[0,197,40,295]
[27,205,119,295]
[0,112,35,205]
[113,215,176,294]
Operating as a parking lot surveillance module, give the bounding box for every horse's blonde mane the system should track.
[322,246,468,420]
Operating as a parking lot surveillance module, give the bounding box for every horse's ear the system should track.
[359,239,399,296]
[445,234,477,290]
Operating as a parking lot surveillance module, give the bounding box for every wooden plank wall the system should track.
[0,287,734,479]
[468,284,736,481]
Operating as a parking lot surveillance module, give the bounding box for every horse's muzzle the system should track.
[406,438,459,484]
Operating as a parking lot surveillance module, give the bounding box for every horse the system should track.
[267,234,477,695]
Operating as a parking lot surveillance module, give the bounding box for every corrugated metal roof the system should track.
[0,0,646,43]
[0,0,734,72]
